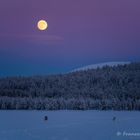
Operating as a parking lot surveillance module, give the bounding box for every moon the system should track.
[37,20,48,31]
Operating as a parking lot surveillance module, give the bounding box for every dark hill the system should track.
[0,62,140,110]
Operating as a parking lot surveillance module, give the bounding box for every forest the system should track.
[0,62,140,110]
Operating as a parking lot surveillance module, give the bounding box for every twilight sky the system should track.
[0,0,140,76]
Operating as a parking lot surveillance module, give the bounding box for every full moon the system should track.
[37,20,48,30]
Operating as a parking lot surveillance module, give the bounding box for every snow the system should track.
[0,110,139,140]
[72,62,130,72]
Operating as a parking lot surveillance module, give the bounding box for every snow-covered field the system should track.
[0,110,139,140]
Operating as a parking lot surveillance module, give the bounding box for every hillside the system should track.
[72,61,130,72]
[0,62,140,110]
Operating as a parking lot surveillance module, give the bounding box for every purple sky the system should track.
[0,0,140,76]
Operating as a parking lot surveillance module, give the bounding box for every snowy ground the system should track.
[0,110,139,140]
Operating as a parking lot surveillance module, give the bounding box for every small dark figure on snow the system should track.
[113,116,116,121]
[44,116,48,121]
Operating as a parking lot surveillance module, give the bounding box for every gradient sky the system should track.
[0,0,140,76]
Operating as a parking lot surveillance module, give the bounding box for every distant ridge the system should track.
[0,62,140,110]
[72,61,130,72]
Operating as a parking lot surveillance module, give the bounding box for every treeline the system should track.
[0,62,140,110]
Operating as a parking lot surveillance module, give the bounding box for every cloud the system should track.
[0,33,64,45]
[25,34,64,45]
